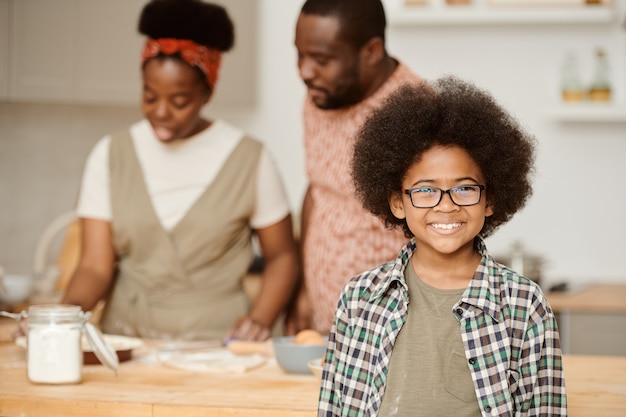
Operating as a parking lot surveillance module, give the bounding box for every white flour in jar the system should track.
[27,322,82,384]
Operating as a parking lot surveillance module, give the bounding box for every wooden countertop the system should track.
[0,338,624,417]
[545,283,626,313]
[565,355,626,417]
[0,341,319,417]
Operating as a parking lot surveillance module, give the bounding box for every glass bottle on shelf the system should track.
[588,48,611,102]
[560,51,584,103]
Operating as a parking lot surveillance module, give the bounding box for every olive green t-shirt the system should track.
[378,261,481,416]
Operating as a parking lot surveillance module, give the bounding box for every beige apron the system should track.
[100,129,261,340]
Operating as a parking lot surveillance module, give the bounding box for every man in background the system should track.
[288,0,423,334]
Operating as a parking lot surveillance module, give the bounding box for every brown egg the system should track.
[294,329,326,345]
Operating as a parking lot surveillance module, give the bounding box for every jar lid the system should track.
[83,322,119,374]
[28,304,82,319]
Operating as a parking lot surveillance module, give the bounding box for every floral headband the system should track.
[141,38,222,90]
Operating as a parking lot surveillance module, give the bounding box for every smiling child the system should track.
[318,76,566,416]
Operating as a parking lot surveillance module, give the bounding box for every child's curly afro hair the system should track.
[351,76,536,238]
[138,0,234,52]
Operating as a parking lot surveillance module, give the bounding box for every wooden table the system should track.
[0,341,320,417]
[1,344,625,417]
[0,320,625,416]
[545,284,626,313]
[564,355,626,417]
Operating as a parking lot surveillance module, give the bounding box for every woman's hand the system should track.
[227,316,271,342]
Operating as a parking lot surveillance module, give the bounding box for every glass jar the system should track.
[561,51,584,102]
[589,48,611,102]
[26,304,86,384]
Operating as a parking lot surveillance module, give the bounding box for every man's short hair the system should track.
[301,0,386,49]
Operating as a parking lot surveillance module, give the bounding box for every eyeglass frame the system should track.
[402,184,486,209]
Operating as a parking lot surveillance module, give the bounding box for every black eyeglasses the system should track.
[402,184,486,208]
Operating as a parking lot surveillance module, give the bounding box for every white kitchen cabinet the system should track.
[10,0,75,102]
[5,0,257,108]
[8,0,144,105]
[0,0,9,99]
[558,312,626,356]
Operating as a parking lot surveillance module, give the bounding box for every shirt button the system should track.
[485,406,492,412]
[468,358,476,365]
[455,308,463,317]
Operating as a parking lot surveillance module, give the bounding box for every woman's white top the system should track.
[76,119,290,231]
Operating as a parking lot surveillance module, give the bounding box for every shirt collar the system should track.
[369,236,504,322]
[369,239,415,303]
[460,236,503,322]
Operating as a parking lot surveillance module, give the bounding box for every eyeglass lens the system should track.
[409,185,482,208]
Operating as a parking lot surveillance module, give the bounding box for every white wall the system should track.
[211,0,306,209]
[1,0,625,291]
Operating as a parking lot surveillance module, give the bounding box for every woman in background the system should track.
[61,0,298,342]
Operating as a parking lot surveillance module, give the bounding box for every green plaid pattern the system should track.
[318,237,567,416]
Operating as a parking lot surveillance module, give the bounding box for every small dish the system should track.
[16,334,144,365]
[82,334,144,365]
[307,357,324,379]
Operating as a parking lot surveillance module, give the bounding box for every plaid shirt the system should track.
[319,237,567,416]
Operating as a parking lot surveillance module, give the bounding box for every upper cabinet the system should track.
[0,0,9,99]
[3,0,257,108]
[8,0,144,105]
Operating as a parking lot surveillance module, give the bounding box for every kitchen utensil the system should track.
[496,241,545,287]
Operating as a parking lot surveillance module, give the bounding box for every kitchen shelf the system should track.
[548,103,626,122]
[387,5,616,26]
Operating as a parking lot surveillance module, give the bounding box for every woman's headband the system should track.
[141,38,222,90]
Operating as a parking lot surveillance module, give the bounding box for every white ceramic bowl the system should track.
[0,274,34,304]
[272,336,327,374]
